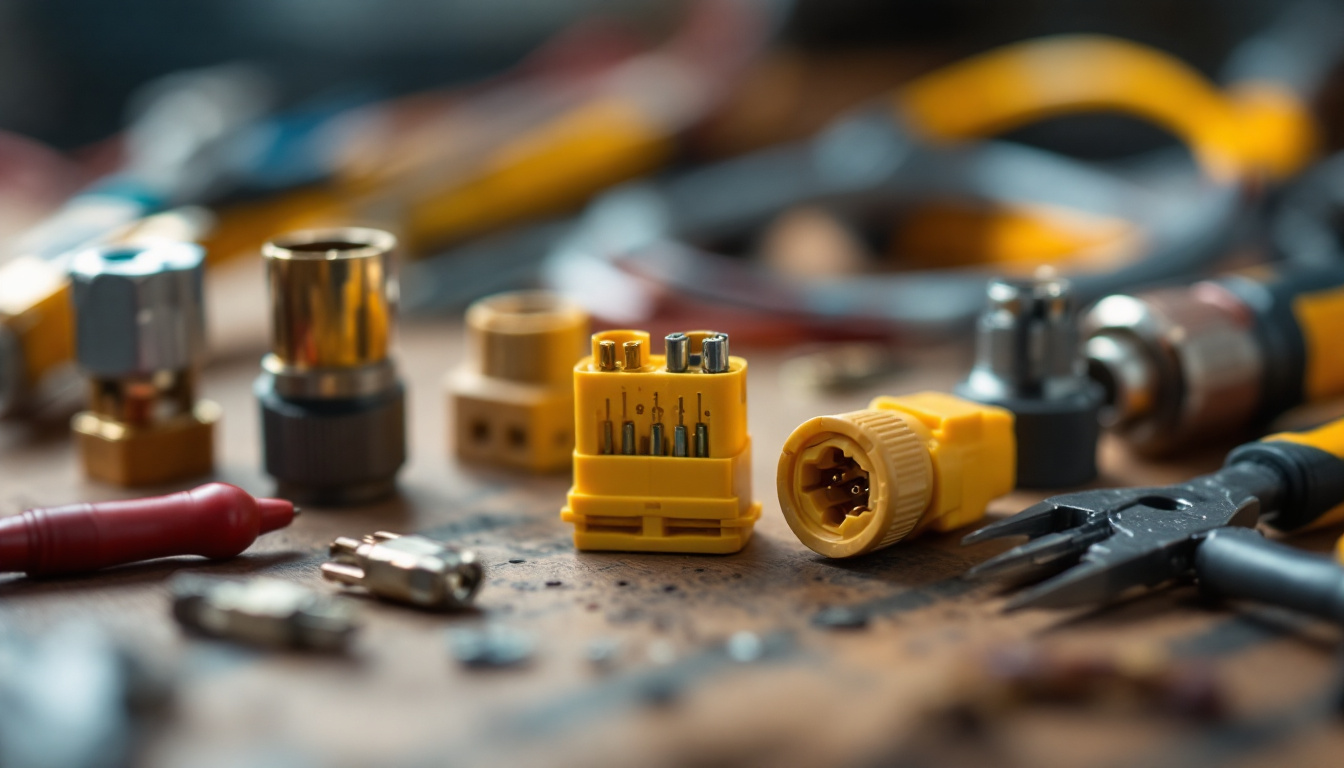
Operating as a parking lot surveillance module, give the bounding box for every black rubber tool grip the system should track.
[1196,527,1344,624]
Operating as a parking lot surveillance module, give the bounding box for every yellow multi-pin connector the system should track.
[562,329,759,554]
[777,391,1014,558]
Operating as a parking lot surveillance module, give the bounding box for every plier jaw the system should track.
[962,480,1263,610]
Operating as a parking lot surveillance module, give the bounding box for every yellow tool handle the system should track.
[1291,282,1344,403]
[894,35,1316,181]
[1236,417,1344,530]
[1261,418,1344,460]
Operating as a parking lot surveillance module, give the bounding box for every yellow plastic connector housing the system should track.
[777,391,1014,558]
[562,329,759,554]
[448,291,589,472]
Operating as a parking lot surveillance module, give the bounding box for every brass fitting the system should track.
[256,228,406,505]
[777,391,1014,558]
[69,242,217,486]
[0,208,212,417]
[448,291,588,471]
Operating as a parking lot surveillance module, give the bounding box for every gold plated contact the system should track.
[262,228,397,370]
[256,227,407,505]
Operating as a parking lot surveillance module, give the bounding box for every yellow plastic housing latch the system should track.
[777,391,1015,558]
[562,329,760,554]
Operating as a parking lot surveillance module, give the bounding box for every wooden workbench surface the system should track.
[2,257,1342,768]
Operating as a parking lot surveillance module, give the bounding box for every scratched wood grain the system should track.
[1,255,1342,768]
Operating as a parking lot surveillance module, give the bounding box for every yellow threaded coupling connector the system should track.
[777,391,1015,558]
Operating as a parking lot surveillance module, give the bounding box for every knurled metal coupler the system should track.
[69,242,218,486]
[955,276,1103,488]
[256,228,406,505]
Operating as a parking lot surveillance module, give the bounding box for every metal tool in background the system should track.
[1084,262,1344,456]
[206,0,776,273]
[543,3,1344,336]
[172,576,360,652]
[255,227,407,506]
[322,532,483,611]
[964,418,1344,621]
[0,624,172,768]
[0,0,773,419]
[955,275,1103,488]
[0,62,272,418]
[69,240,218,486]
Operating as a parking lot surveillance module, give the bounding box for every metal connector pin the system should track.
[621,421,637,455]
[651,422,666,456]
[673,395,688,457]
[695,423,710,457]
[322,532,483,611]
[672,427,688,457]
[600,398,614,454]
[665,333,689,373]
[597,340,618,371]
[701,333,730,374]
[623,340,643,371]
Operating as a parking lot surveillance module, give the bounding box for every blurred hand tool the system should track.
[0,1,769,419]
[0,624,172,768]
[964,419,1344,620]
[69,241,217,486]
[956,276,1103,488]
[172,576,358,652]
[322,532,483,610]
[548,3,1344,335]
[0,483,294,577]
[0,62,271,418]
[255,228,406,505]
[1085,262,1344,455]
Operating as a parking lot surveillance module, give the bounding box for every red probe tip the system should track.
[257,497,297,533]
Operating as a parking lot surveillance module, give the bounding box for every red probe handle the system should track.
[0,483,295,577]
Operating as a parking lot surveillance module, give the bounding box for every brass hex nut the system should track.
[73,401,220,487]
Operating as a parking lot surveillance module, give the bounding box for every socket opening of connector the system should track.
[469,291,587,334]
[101,247,144,262]
[801,443,876,529]
[507,426,527,449]
[287,240,369,252]
[798,441,875,532]
[445,555,483,605]
[780,410,935,558]
[264,228,397,261]
[471,420,490,444]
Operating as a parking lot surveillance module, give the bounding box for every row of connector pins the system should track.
[601,394,709,457]
[596,332,728,458]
